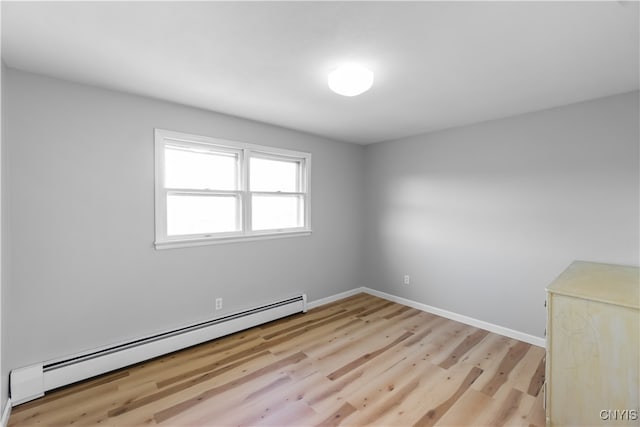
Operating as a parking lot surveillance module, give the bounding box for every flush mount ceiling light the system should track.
[328,64,374,97]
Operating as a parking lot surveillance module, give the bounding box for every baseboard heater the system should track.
[10,294,307,405]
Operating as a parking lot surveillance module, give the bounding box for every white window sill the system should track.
[154,229,312,250]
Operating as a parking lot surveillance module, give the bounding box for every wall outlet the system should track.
[215,297,223,310]
[404,275,410,285]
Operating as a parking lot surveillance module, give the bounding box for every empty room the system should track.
[0,1,638,426]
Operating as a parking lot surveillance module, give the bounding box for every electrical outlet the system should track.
[215,297,223,310]
[404,275,410,285]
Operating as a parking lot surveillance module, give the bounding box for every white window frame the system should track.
[154,129,311,249]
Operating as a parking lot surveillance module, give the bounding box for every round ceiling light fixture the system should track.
[328,64,374,97]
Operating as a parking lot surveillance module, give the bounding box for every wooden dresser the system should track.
[546,261,639,426]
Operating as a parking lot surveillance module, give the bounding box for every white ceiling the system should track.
[2,1,638,144]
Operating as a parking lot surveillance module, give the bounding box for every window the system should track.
[155,129,311,249]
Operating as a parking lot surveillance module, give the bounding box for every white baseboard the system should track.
[309,287,545,348]
[1,398,11,427]
[307,287,365,310]
[363,288,546,347]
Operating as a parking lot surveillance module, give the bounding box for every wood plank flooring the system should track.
[9,293,546,426]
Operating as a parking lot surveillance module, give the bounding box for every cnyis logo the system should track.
[599,409,639,421]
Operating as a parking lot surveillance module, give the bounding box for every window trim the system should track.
[154,129,312,249]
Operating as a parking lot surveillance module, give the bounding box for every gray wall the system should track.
[1,59,5,409]
[2,68,365,372]
[364,91,640,338]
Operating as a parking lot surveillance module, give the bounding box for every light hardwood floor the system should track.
[9,293,546,426]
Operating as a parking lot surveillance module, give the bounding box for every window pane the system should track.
[165,145,238,190]
[167,194,238,236]
[250,157,300,192]
[252,194,304,231]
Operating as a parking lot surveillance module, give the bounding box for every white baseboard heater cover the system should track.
[10,294,307,405]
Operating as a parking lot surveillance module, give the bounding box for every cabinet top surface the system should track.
[547,261,639,309]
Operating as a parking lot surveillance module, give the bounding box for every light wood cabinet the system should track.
[546,261,639,426]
